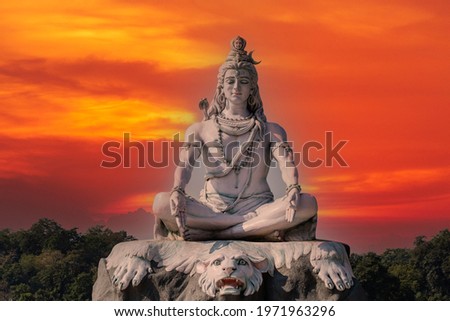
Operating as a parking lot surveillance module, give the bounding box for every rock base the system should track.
[93,240,367,301]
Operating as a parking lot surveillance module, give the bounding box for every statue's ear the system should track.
[195,261,209,274]
[252,258,269,273]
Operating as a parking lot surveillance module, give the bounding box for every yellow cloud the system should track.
[0,1,223,69]
[0,86,196,139]
[53,97,196,139]
[306,2,433,36]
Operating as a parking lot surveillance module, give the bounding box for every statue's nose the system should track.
[223,266,236,275]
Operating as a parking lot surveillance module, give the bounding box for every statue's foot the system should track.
[263,230,285,242]
[183,228,216,241]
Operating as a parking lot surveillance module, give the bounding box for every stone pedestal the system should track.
[93,240,366,301]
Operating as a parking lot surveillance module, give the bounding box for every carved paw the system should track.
[312,259,354,291]
[109,256,152,291]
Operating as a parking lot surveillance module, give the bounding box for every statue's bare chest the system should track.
[200,120,269,165]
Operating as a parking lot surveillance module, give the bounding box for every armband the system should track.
[286,184,302,194]
[170,186,186,195]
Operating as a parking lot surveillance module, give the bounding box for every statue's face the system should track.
[223,69,251,107]
[234,38,244,50]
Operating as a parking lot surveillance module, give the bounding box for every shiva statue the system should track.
[152,36,318,242]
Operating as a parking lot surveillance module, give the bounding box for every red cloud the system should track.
[0,135,174,233]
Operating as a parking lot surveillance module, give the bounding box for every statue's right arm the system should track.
[172,122,203,190]
[170,123,203,230]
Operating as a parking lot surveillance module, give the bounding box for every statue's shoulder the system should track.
[185,119,216,141]
[184,121,204,141]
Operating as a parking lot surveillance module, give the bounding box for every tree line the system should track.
[0,218,448,300]
[350,229,449,300]
[0,218,133,300]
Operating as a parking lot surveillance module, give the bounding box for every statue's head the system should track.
[208,36,266,123]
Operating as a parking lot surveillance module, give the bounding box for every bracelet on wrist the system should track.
[170,186,185,195]
[286,184,302,194]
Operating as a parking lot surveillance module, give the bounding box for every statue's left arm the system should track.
[268,122,302,222]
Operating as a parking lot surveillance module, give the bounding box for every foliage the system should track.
[0,218,448,300]
[0,218,134,300]
[350,229,449,300]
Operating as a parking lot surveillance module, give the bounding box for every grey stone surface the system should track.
[92,240,366,301]
[92,258,123,301]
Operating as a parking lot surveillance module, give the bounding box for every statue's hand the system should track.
[170,190,187,231]
[285,189,300,223]
[111,256,152,291]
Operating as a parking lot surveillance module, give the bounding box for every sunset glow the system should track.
[1,0,449,252]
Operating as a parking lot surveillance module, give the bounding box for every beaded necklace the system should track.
[204,117,261,211]
[216,114,255,136]
[214,114,256,188]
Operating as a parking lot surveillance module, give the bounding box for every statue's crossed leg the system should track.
[153,192,318,241]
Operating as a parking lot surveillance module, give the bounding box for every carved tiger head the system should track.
[195,248,269,297]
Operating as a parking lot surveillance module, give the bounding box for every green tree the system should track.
[381,248,417,300]
[351,252,400,300]
[411,230,450,300]
[0,218,133,300]
[0,229,12,254]
[79,226,134,266]
[351,229,450,300]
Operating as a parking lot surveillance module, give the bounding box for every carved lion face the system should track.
[195,248,269,297]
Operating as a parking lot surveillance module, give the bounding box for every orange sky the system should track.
[1,0,449,252]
